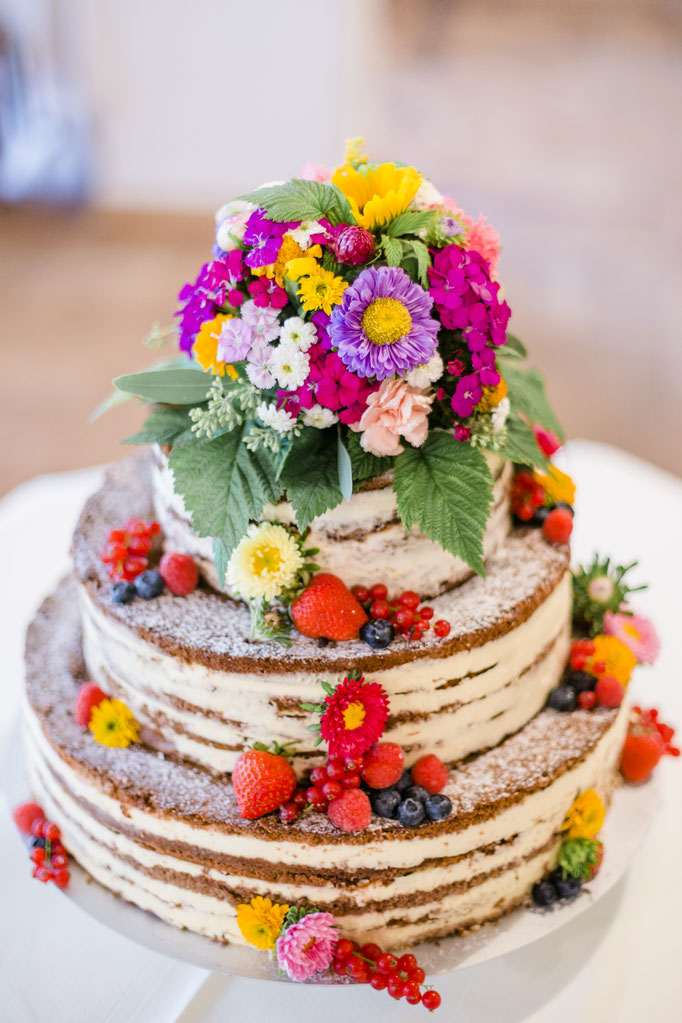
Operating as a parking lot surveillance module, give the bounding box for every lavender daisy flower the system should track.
[329,266,439,381]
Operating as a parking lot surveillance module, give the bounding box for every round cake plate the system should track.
[6,722,662,982]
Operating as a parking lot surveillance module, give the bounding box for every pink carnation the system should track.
[462,215,500,276]
[603,609,660,665]
[276,912,338,982]
[298,162,332,182]
[356,378,433,457]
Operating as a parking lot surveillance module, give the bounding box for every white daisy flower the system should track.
[279,316,318,352]
[256,402,298,434]
[270,342,310,390]
[302,404,338,429]
[289,219,322,250]
[405,352,444,390]
[226,522,303,602]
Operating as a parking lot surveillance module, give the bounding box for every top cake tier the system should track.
[152,446,513,597]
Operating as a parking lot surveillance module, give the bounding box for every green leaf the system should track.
[385,210,434,237]
[337,431,353,502]
[344,430,394,482]
[168,424,281,557]
[405,238,431,287]
[213,538,228,588]
[381,235,403,267]
[498,415,548,469]
[499,332,527,360]
[504,364,564,440]
[237,179,354,226]
[393,432,494,576]
[114,367,213,405]
[279,429,343,531]
[91,357,191,421]
[123,405,196,447]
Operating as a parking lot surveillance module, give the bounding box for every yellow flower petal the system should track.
[562,789,605,839]
[192,314,238,378]
[236,896,289,950]
[332,162,423,230]
[89,698,139,748]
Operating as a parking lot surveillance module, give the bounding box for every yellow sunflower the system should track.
[192,314,239,378]
[562,789,605,840]
[236,896,289,950]
[89,698,140,749]
[331,162,423,230]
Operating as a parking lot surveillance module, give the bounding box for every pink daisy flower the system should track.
[603,609,660,665]
[276,912,338,982]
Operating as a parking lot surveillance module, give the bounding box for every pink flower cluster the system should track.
[278,343,377,425]
[175,251,244,353]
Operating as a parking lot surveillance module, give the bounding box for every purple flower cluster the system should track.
[277,343,376,425]
[427,245,511,419]
[175,251,244,354]
[242,210,294,269]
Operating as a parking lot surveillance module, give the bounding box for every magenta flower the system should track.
[472,348,501,386]
[248,277,288,310]
[309,348,377,425]
[243,211,295,269]
[604,609,661,665]
[329,266,439,381]
[175,252,245,353]
[428,244,510,349]
[311,310,332,350]
[451,372,482,417]
[454,423,471,441]
[276,912,338,982]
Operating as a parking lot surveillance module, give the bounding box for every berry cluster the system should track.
[12,802,70,888]
[332,939,441,1010]
[546,639,624,713]
[278,753,366,824]
[100,518,160,582]
[370,753,452,828]
[511,472,574,545]
[531,862,593,909]
[620,706,680,782]
[351,584,451,648]
[110,551,199,605]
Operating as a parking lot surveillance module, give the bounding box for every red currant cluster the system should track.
[511,472,544,521]
[12,803,70,888]
[332,940,442,1010]
[100,518,160,582]
[278,754,363,822]
[351,583,451,641]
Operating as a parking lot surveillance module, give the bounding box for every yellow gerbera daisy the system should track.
[588,634,637,685]
[562,789,605,840]
[297,268,348,315]
[533,464,576,507]
[477,377,508,413]
[89,698,140,749]
[236,896,289,950]
[226,522,304,602]
[332,162,423,230]
[192,314,239,378]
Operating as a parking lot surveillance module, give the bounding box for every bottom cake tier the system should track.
[23,578,629,950]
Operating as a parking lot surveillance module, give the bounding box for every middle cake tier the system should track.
[74,459,571,775]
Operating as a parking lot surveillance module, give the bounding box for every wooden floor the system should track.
[1,201,680,496]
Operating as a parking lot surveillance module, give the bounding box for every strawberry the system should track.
[232,748,297,820]
[620,730,665,782]
[12,802,45,835]
[587,839,604,880]
[291,574,368,641]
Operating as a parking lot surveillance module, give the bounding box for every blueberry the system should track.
[31,836,46,849]
[134,570,165,600]
[566,670,595,694]
[111,581,136,605]
[404,785,429,804]
[359,619,395,649]
[398,797,425,828]
[394,769,412,793]
[424,793,452,821]
[530,506,550,527]
[546,685,577,712]
[370,788,402,819]
[532,879,559,907]
[556,501,574,516]
[549,868,583,901]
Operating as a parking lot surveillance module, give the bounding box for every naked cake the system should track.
[15,140,675,1007]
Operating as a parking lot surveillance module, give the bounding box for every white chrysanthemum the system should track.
[256,402,298,434]
[270,342,310,389]
[411,178,444,211]
[279,316,318,352]
[289,219,321,250]
[491,396,510,432]
[226,522,303,602]
[302,404,338,429]
[405,352,444,389]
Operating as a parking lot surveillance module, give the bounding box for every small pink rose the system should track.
[356,378,433,457]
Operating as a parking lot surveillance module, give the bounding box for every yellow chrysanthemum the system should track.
[192,314,239,378]
[286,255,322,282]
[253,237,323,287]
[562,789,605,840]
[226,522,304,602]
[236,896,289,950]
[477,378,508,413]
[89,698,139,749]
[331,162,423,230]
[533,464,576,507]
[588,634,637,685]
[297,268,348,315]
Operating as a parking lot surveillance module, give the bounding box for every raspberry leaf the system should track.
[503,364,564,440]
[279,429,343,532]
[394,432,493,576]
[237,180,354,226]
[498,414,549,469]
[384,210,434,237]
[344,430,394,482]
[123,405,196,447]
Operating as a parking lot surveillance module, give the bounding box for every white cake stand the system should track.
[6,723,661,982]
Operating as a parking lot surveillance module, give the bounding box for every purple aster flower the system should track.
[329,266,439,381]
[243,210,295,269]
[215,319,253,362]
[276,912,338,982]
[451,372,482,418]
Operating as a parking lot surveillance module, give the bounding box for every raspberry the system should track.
[12,802,44,835]
[542,507,573,545]
[74,683,108,727]
[422,990,442,1011]
[411,754,448,794]
[369,583,388,601]
[434,620,451,638]
[578,690,597,710]
[327,789,371,832]
[360,742,405,789]
[159,552,199,596]
[594,675,625,708]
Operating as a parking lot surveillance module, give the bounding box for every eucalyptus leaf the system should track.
[114,368,213,405]
[337,431,353,502]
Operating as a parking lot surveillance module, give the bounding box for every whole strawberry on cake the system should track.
[16,139,677,1011]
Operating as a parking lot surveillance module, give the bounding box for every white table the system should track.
[2,441,681,1023]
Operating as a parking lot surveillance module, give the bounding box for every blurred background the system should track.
[1,0,680,495]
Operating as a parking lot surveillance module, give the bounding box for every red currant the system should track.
[30,847,45,865]
[369,583,388,601]
[332,959,347,976]
[370,599,390,619]
[403,980,422,1004]
[399,590,420,610]
[322,780,343,801]
[108,529,126,543]
[44,822,61,842]
[128,535,152,556]
[369,971,388,990]
[409,626,424,642]
[409,966,426,984]
[377,953,398,975]
[578,690,596,710]
[434,620,451,638]
[101,542,128,564]
[419,605,434,620]
[333,938,355,961]
[53,869,70,888]
[278,802,299,823]
[30,818,46,838]
[292,788,308,807]
[305,785,326,807]
[51,853,68,869]
[346,955,368,982]
[398,953,417,973]
[360,942,382,961]
[36,866,53,883]
[326,758,345,781]
[422,990,442,1011]
[420,619,430,631]
[387,973,404,999]
[341,771,361,789]
[344,754,365,771]
[351,585,370,603]
[310,766,328,786]
[395,608,414,627]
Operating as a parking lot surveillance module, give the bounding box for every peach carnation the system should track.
[356,378,433,457]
